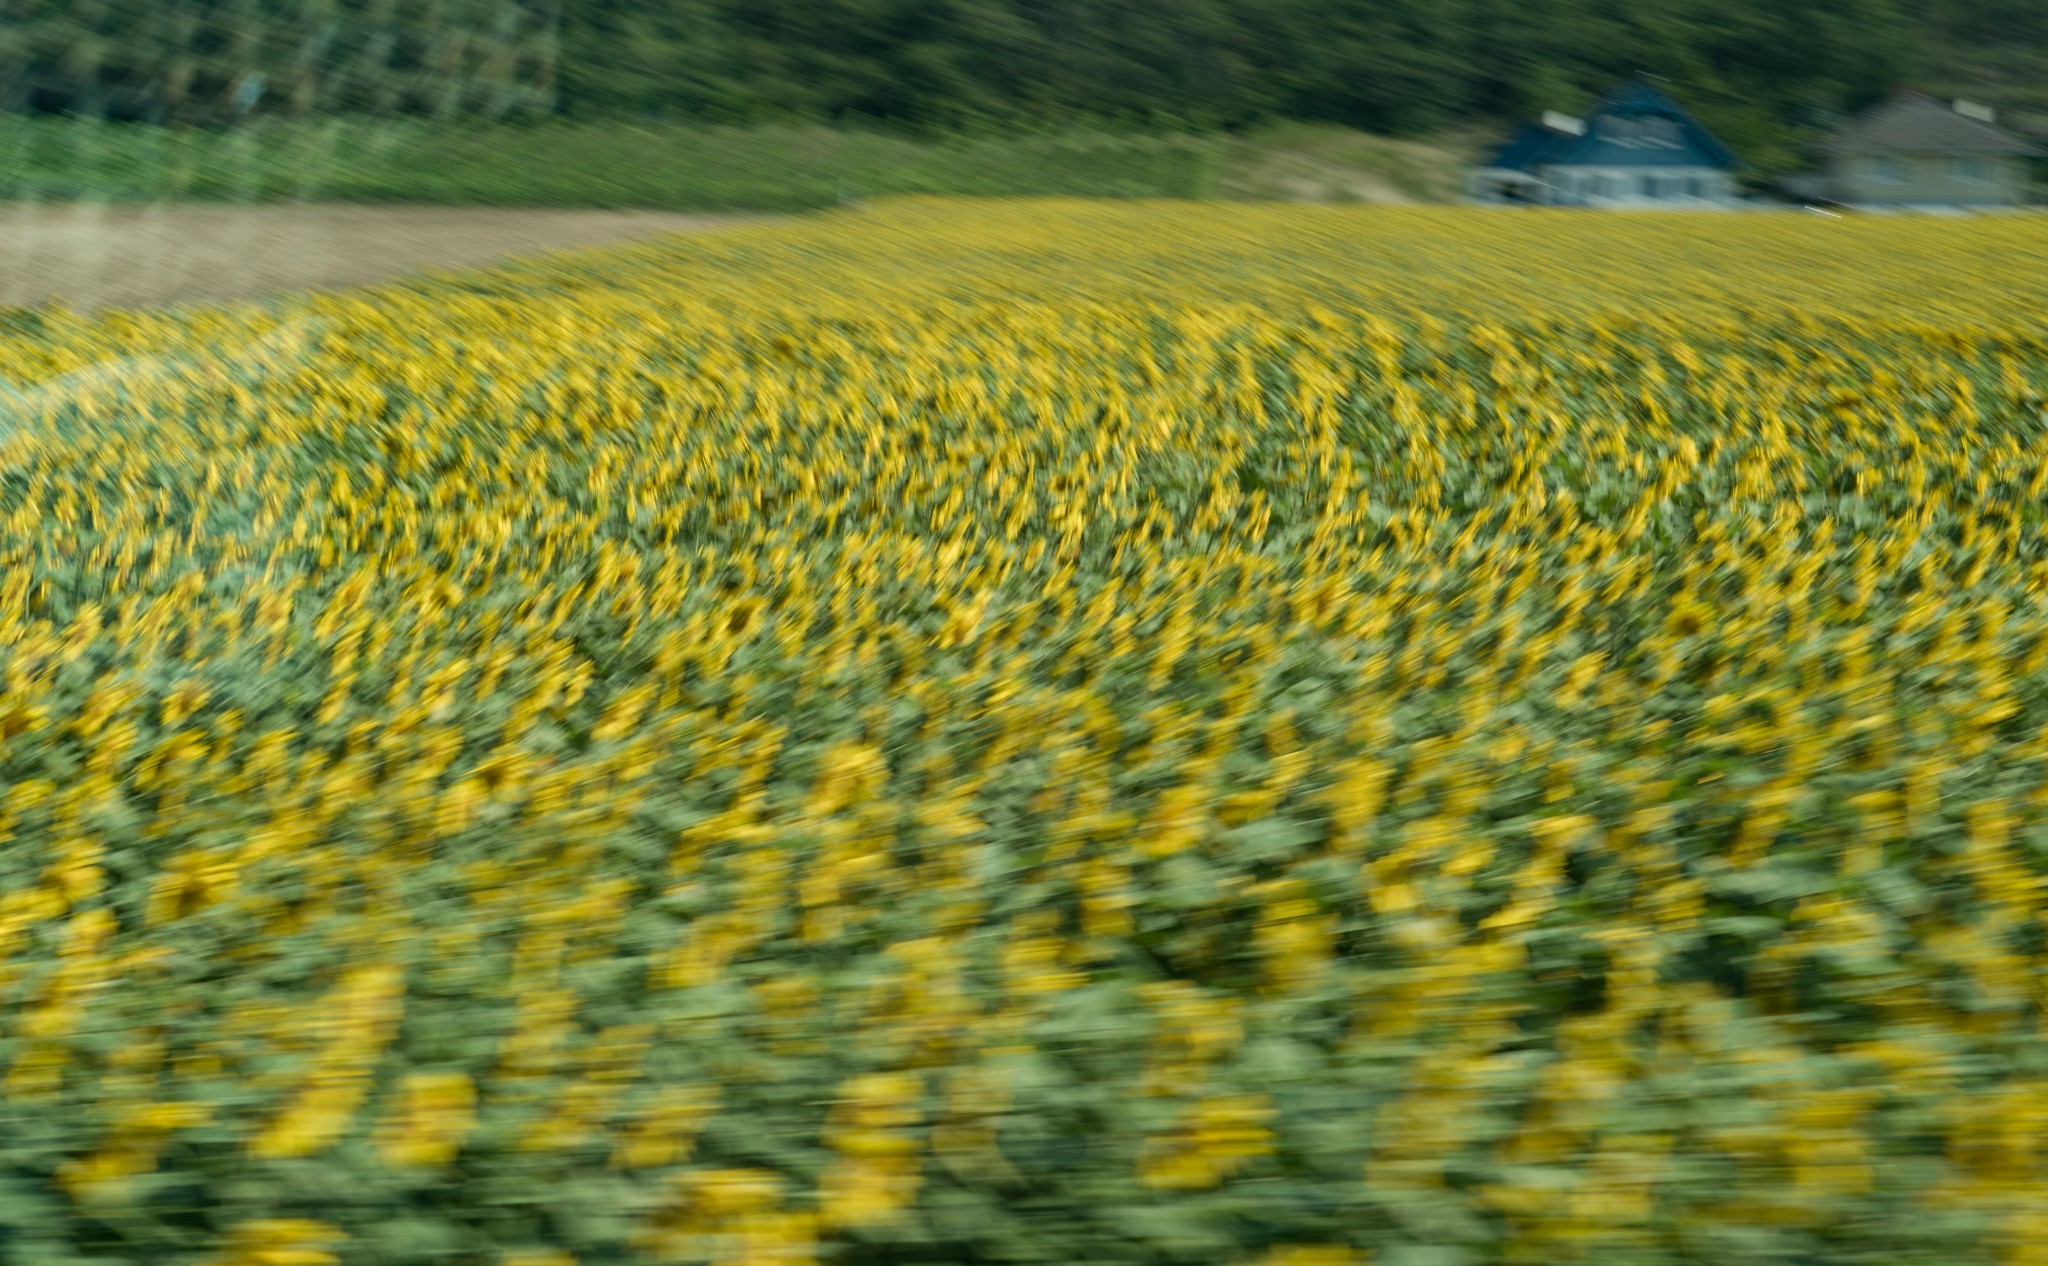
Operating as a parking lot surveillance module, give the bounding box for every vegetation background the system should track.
[3,0,2046,209]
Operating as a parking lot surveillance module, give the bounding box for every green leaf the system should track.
[1227,817,1321,861]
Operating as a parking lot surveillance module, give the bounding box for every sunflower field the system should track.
[4,200,2048,1266]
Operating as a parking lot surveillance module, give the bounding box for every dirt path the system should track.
[0,204,761,312]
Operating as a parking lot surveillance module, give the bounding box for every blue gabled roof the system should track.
[1486,121,1570,171]
[1487,77,1741,173]
[1597,77,1684,117]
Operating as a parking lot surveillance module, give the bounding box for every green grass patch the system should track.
[0,117,1485,210]
[0,118,1237,209]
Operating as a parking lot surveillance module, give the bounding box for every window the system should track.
[1640,174,1663,198]
[1684,176,1706,199]
[1597,115,1639,145]
[1948,156,1993,183]
[1597,115,1681,148]
[1864,155,1911,184]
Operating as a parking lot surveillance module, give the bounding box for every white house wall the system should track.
[1822,154,2029,207]
[1534,166,1736,207]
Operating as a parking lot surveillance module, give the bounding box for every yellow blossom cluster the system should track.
[196,1219,347,1266]
[818,1071,925,1228]
[1,200,2048,1265]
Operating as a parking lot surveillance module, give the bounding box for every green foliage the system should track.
[554,0,1922,137]
[11,0,2043,204]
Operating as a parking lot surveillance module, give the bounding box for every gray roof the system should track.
[1818,92,2043,156]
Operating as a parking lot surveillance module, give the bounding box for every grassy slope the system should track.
[0,117,1477,209]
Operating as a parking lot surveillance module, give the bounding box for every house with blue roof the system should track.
[1469,78,1742,207]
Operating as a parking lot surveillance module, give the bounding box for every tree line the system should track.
[12,0,2041,164]
[556,0,2031,150]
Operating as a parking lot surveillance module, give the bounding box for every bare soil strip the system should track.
[0,204,760,313]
